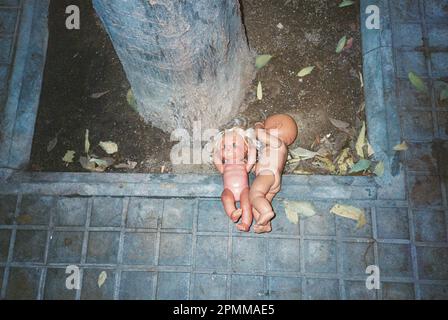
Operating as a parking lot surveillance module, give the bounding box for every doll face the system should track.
[221,131,247,162]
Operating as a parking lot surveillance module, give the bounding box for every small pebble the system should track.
[277,23,284,29]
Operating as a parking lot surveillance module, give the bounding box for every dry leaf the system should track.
[355,121,366,158]
[393,141,408,151]
[330,204,366,229]
[336,36,347,53]
[99,141,118,154]
[98,271,107,288]
[114,161,137,169]
[329,118,350,130]
[84,129,90,154]
[290,147,318,161]
[62,150,75,164]
[255,55,272,69]
[374,161,385,177]
[285,201,317,223]
[90,90,109,99]
[257,81,263,100]
[47,137,58,152]
[297,66,315,77]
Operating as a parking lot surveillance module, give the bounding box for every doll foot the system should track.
[256,210,275,226]
[230,209,242,223]
[236,223,250,232]
[254,222,272,234]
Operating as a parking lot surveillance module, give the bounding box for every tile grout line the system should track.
[0,193,21,299]
[299,215,306,300]
[113,197,129,300]
[188,198,199,300]
[152,199,164,300]
[370,206,382,300]
[75,197,93,300]
[226,214,232,300]
[335,217,346,300]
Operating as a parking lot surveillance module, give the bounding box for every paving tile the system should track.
[197,200,229,233]
[44,268,77,300]
[420,284,448,299]
[378,244,413,278]
[376,207,409,239]
[345,281,377,300]
[396,51,427,78]
[428,24,448,47]
[230,275,265,300]
[48,231,83,264]
[268,276,301,300]
[158,233,192,266]
[438,112,448,140]
[405,142,438,172]
[6,268,41,300]
[232,236,265,272]
[156,272,190,300]
[0,194,17,225]
[401,111,434,141]
[436,83,448,109]
[336,208,373,239]
[432,53,448,77]
[86,232,120,264]
[81,269,115,300]
[397,79,431,110]
[392,23,423,48]
[192,273,227,300]
[271,200,300,235]
[0,229,11,262]
[267,238,300,272]
[13,230,46,263]
[342,242,375,277]
[122,232,157,265]
[303,240,337,274]
[90,197,123,227]
[0,0,21,6]
[417,246,448,280]
[390,0,421,21]
[0,267,3,293]
[119,271,155,300]
[303,202,336,236]
[18,195,55,225]
[414,209,447,242]
[424,0,448,20]
[162,199,194,230]
[381,282,415,300]
[195,235,228,270]
[126,198,162,229]
[408,175,442,207]
[55,197,88,226]
[304,278,339,300]
[0,36,12,63]
[0,9,18,34]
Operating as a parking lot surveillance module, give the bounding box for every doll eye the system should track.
[232,143,237,148]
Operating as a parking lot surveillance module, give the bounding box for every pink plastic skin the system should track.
[213,130,256,232]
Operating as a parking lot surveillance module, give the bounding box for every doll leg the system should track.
[250,173,276,226]
[236,187,252,232]
[252,207,272,233]
[221,189,240,222]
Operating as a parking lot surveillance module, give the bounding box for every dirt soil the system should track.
[30,0,364,174]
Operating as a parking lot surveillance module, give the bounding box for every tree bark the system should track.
[93,0,254,133]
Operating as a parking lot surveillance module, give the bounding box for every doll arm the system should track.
[246,140,257,172]
[256,128,282,149]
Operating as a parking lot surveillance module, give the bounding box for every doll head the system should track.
[220,128,248,163]
[263,114,298,146]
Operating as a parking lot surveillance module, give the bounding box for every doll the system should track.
[213,128,256,232]
[250,114,298,233]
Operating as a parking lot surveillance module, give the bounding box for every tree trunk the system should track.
[93,0,254,133]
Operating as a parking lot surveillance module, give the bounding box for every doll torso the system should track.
[223,164,249,201]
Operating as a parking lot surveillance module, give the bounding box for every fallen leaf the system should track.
[257,81,263,100]
[359,71,364,88]
[80,156,114,172]
[373,161,385,177]
[339,0,354,7]
[393,141,408,151]
[90,90,109,99]
[114,161,137,169]
[313,156,336,173]
[47,137,58,153]
[289,147,318,161]
[336,36,347,53]
[126,89,137,109]
[99,141,118,154]
[297,66,315,77]
[84,129,90,155]
[344,37,354,51]
[329,118,350,130]
[336,148,354,175]
[293,169,313,175]
[440,88,448,101]
[98,271,107,288]
[408,72,428,93]
[284,201,317,224]
[355,121,366,158]
[62,150,75,164]
[349,159,371,173]
[255,54,272,69]
[367,141,375,157]
[330,204,366,229]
